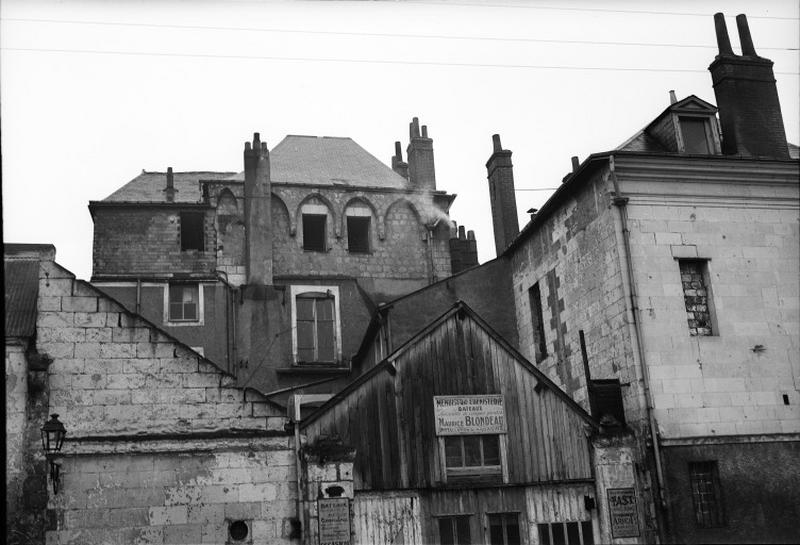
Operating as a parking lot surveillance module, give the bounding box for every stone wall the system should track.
[92,207,216,278]
[509,167,639,425]
[623,175,800,438]
[31,257,299,544]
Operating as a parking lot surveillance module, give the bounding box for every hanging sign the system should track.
[433,395,507,436]
[318,497,351,545]
[607,488,640,538]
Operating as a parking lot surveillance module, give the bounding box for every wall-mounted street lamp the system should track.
[40,414,67,494]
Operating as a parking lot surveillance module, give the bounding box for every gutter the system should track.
[608,155,669,542]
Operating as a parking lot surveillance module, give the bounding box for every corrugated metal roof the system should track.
[101,135,408,203]
[4,259,40,338]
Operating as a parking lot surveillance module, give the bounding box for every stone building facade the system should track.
[89,118,477,404]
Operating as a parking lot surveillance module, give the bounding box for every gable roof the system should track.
[101,135,409,204]
[617,94,718,153]
[303,300,597,429]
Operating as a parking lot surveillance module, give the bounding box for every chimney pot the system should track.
[421,125,428,138]
[410,117,421,139]
[467,230,475,240]
[458,225,466,240]
[669,90,677,104]
[394,141,402,159]
[492,134,502,153]
[571,156,580,172]
[713,13,734,56]
[736,14,757,56]
[245,141,251,151]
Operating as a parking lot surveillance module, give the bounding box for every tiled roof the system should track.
[616,130,669,153]
[4,259,39,338]
[103,171,236,203]
[102,135,408,203]
[789,143,799,160]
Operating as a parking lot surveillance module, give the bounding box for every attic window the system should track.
[180,212,204,251]
[679,117,712,154]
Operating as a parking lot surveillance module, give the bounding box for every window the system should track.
[303,214,327,251]
[528,283,547,362]
[488,513,521,545]
[291,285,341,365]
[180,212,204,251]
[444,435,501,476]
[689,461,724,528]
[589,379,626,426]
[168,284,199,322]
[537,521,594,545]
[437,515,471,545]
[678,259,715,336]
[680,117,711,154]
[347,216,371,253]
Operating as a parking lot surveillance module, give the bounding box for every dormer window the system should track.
[679,117,713,154]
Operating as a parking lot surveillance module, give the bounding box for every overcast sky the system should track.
[2,0,798,280]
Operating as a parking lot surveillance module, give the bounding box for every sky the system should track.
[2,0,798,280]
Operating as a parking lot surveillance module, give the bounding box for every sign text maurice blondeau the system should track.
[434,395,507,436]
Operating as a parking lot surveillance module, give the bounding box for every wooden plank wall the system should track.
[304,311,594,490]
[353,491,423,545]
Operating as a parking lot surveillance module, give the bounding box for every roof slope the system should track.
[101,135,408,203]
[103,171,236,203]
[4,259,40,338]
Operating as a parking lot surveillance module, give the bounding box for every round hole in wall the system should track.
[229,520,249,541]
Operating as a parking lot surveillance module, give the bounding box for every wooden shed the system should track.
[302,301,603,545]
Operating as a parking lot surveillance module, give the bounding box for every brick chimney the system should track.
[243,132,273,285]
[709,13,789,159]
[486,134,519,256]
[448,225,479,274]
[163,167,176,202]
[391,141,409,179]
[406,117,436,191]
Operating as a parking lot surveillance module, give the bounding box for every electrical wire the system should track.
[4,47,799,75]
[2,17,796,51]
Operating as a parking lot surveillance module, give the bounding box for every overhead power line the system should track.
[2,17,797,51]
[4,47,799,75]
[403,1,800,21]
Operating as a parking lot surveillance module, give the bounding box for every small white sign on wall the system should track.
[318,497,351,545]
[433,395,507,436]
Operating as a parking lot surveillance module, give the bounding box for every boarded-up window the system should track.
[180,212,205,251]
[347,216,370,253]
[444,435,501,476]
[303,214,327,251]
[437,516,471,545]
[680,117,711,154]
[488,513,521,545]
[537,521,594,545]
[679,259,714,336]
[690,461,724,528]
[296,292,336,363]
[529,283,547,362]
[169,284,199,321]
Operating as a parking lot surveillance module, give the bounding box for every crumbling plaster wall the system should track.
[509,168,641,426]
[35,259,298,544]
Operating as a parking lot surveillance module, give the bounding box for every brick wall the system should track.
[92,207,216,277]
[32,258,299,544]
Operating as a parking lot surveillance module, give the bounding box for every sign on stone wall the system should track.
[607,487,639,538]
[433,395,507,436]
[318,497,351,545]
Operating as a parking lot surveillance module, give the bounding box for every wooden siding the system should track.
[304,308,594,490]
[354,483,596,545]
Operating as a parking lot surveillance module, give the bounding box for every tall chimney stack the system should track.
[406,117,436,191]
[243,132,273,285]
[709,13,789,158]
[164,167,176,202]
[486,134,520,256]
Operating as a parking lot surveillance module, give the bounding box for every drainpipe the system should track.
[609,155,669,542]
[135,278,142,315]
